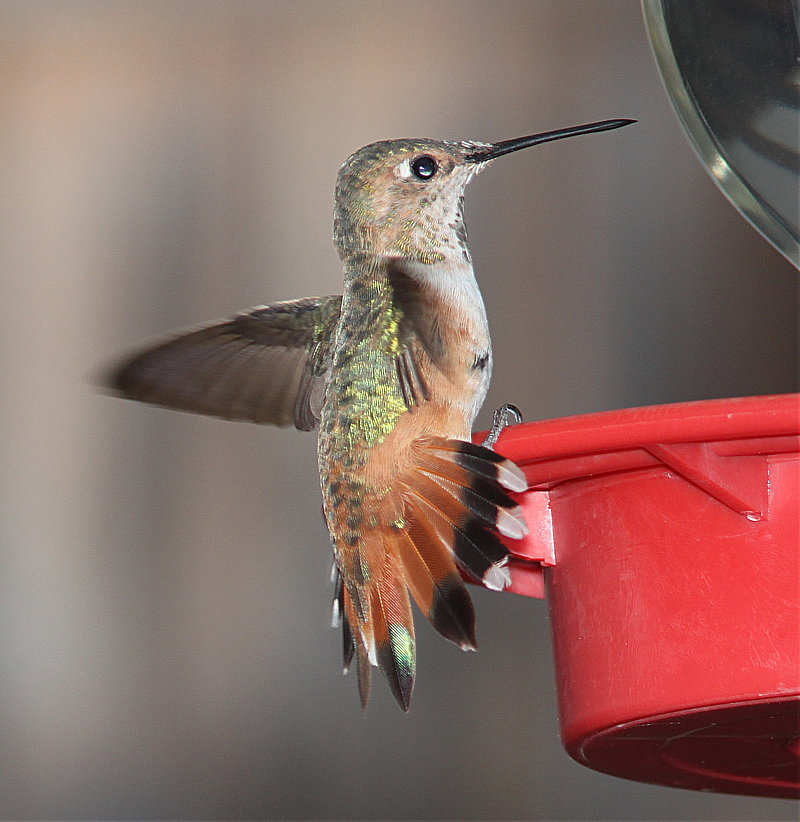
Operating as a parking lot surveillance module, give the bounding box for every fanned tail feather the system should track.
[370,550,416,711]
[335,436,528,710]
[395,514,477,651]
[342,583,372,708]
[411,483,512,590]
[425,439,528,492]
[331,567,355,673]
[400,434,527,597]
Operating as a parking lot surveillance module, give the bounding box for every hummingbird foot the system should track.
[482,403,523,450]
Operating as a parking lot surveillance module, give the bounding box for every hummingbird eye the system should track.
[410,155,437,180]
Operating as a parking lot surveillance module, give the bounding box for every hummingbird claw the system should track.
[482,403,523,450]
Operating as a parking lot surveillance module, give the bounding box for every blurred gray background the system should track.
[1,1,797,819]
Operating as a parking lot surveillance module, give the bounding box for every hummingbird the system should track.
[106,118,635,710]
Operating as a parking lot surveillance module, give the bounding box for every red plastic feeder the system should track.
[482,394,800,798]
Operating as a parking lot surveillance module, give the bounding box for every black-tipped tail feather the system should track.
[334,436,527,710]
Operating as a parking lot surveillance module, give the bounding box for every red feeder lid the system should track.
[481,394,800,798]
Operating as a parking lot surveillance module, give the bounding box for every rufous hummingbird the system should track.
[106,118,634,710]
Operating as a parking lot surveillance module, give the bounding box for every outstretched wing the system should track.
[105,295,342,430]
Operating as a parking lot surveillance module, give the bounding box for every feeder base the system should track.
[570,697,800,799]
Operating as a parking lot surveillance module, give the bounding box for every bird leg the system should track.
[481,403,523,450]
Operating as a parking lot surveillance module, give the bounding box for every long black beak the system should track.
[465,118,636,163]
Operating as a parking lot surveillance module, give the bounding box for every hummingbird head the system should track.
[332,119,635,265]
[333,137,486,266]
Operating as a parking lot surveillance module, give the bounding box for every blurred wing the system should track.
[106,295,342,430]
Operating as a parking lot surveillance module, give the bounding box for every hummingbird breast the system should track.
[318,254,491,466]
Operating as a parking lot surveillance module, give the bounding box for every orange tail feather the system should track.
[335,436,527,710]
